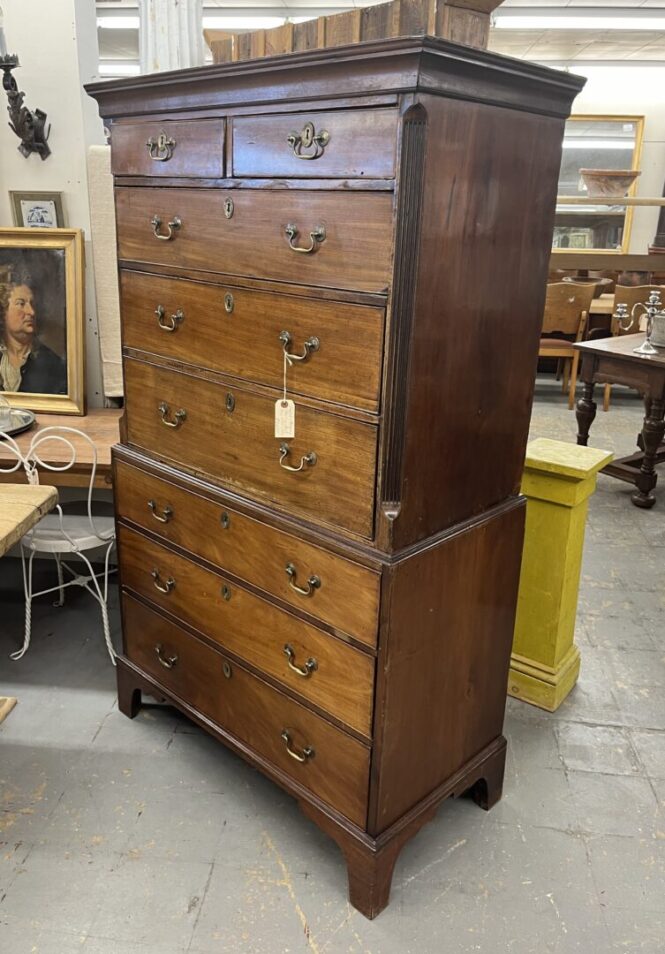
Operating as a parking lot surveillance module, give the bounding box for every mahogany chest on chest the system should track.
[88,37,582,918]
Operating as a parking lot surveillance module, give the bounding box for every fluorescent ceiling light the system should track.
[202,16,286,30]
[494,16,665,30]
[97,16,140,29]
[563,140,635,149]
[98,63,141,76]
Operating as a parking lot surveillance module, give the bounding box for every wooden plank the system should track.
[398,0,435,36]
[292,18,324,52]
[0,698,17,725]
[324,10,361,47]
[0,484,58,557]
[264,23,294,57]
[438,6,490,47]
[360,2,398,42]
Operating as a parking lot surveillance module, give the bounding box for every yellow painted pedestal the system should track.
[509,438,613,712]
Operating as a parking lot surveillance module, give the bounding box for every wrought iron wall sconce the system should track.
[1,54,51,159]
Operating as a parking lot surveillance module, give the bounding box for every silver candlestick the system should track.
[613,291,663,355]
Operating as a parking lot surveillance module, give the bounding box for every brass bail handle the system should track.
[146,131,176,161]
[279,442,317,472]
[279,331,320,364]
[283,644,318,678]
[155,305,184,332]
[158,401,187,428]
[155,644,178,668]
[151,568,175,594]
[147,499,173,524]
[287,122,330,160]
[285,223,326,254]
[285,562,321,597]
[151,215,181,241]
[281,729,315,763]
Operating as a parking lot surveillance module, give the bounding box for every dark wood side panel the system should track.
[385,93,569,549]
[370,500,525,833]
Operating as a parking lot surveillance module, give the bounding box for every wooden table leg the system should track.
[576,381,597,446]
[632,397,665,509]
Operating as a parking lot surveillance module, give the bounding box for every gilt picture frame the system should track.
[0,228,85,415]
[10,191,66,229]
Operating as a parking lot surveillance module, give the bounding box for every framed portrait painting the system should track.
[10,192,66,229]
[0,228,85,415]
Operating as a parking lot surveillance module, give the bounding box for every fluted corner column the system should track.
[139,0,204,74]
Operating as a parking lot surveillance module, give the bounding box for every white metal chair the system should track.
[0,427,117,664]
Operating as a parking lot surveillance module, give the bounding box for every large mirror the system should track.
[552,115,644,253]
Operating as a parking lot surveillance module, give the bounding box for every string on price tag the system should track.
[275,348,295,439]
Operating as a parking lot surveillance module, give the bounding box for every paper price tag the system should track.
[275,399,295,439]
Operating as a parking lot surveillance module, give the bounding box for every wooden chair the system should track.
[603,284,664,411]
[539,282,596,409]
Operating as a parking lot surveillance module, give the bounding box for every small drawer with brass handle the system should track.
[285,562,320,597]
[147,499,173,524]
[151,568,175,594]
[111,119,225,177]
[146,131,176,162]
[158,401,186,429]
[232,108,398,179]
[281,729,315,763]
[279,443,317,473]
[279,331,319,364]
[151,215,181,241]
[155,305,184,332]
[285,223,325,255]
[155,643,178,668]
[283,644,318,678]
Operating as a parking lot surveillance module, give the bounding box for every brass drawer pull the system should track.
[283,644,318,678]
[155,643,178,668]
[287,122,329,161]
[151,568,175,594]
[155,305,184,332]
[147,499,173,524]
[285,562,321,597]
[146,132,176,161]
[285,223,326,255]
[158,402,187,428]
[279,331,320,364]
[151,215,181,241]
[281,729,315,763]
[279,443,317,473]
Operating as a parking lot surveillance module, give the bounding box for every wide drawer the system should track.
[115,187,393,294]
[114,457,380,646]
[120,269,384,412]
[123,358,378,538]
[111,119,225,177]
[123,594,370,826]
[118,525,375,737]
[232,108,398,179]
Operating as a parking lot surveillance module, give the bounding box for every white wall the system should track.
[568,65,665,253]
[0,0,108,407]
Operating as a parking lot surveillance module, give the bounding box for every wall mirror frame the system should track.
[553,114,645,255]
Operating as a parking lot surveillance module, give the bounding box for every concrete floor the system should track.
[1,379,664,953]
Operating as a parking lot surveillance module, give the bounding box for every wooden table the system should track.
[0,483,58,723]
[574,334,665,508]
[0,409,122,489]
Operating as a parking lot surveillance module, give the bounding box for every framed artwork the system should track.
[0,228,85,415]
[10,191,66,229]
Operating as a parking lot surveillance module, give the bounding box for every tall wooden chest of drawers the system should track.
[88,37,582,918]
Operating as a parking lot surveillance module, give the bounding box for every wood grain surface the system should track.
[123,357,378,537]
[111,119,226,178]
[123,593,371,825]
[115,187,394,293]
[119,269,385,411]
[114,457,381,645]
[119,525,375,736]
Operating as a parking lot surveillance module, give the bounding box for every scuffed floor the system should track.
[0,377,664,953]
